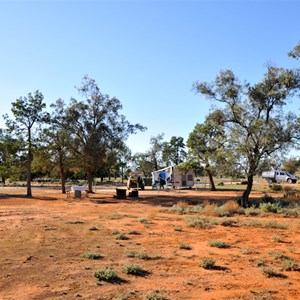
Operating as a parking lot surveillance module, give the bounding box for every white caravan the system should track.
[151,166,194,189]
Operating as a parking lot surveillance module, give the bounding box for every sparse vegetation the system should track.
[261,266,281,278]
[178,243,192,250]
[185,216,212,229]
[269,184,283,192]
[94,267,118,282]
[116,233,129,240]
[145,290,167,300]
[89,226,98,231]
[138,217,149,224]
[199,257,216,269]
[122,263,145,275]
[208,240,229,248]
[82,252,102,260]
[281,259,299,271]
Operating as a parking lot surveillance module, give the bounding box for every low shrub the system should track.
[269,184,283,192]
[261,266,281,278]
[178,243,192,250]
[122,263,144,275]
[145,291,167,300]
[94,267,118,282]
[185,217,212,229]
[281,259,299,271]
[138,217,149,223]
[208,240,229,248]
[260,194,275,204]
[199,257,216,269]
[89,226,98,231]
[82,252,102,260]
[116,233,129,240]
[259,202,280,213]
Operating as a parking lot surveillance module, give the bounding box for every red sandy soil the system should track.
[0,186,299,300]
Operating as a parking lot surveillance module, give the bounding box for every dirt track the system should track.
[0,186,300,300]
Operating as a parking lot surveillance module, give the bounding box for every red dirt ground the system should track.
[0,186,299,300]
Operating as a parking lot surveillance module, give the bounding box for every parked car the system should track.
[262,170,297,184]
[127,172,145,190]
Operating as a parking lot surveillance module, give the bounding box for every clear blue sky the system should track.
[0,0,299,154]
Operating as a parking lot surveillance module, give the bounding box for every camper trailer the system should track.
[151,166,194,189]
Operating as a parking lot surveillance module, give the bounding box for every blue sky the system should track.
[0,0,299,155]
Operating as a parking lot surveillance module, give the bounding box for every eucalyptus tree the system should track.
[187,111,227,191]
[64,76,146,192]
[131,152,153,177]
[288,40,300,60]
[3,91,50,196]
[162,136,186,166]
[283,157,300,175]
[148,133,165,170]
[114,144,132,182]
[0,130,22,184]
[193,66,300,207]
[42,98,72,193]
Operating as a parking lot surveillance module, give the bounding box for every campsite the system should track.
[1,183,300,300]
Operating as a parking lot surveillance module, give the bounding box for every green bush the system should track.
[259,202,280,213]
[260,194,275,203]
[269,184,283,192]
[94,267,118,282]
[281,259,299,271]
[82,252,102,260]
[89,226,98,231]
[261,266,279,278]
[122,263,144,275]
[185,217,212,229]
[199,257,216,269]
[178,243,192,250]
[208,240,229,248]
[116,233,129,240]
[145,291,167,300]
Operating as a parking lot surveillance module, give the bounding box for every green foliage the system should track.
[178,243,192,250]
[116,233,128,240]
[260,194,275,203]
[269,184,283,192]
[162,136,187,166]
[122,263,144,275]
[174,226,183,231]
[281,259,299,271]
[199,257,216,269]
[288,40,300,59]
[193,66,300,207]
[208,240,229,248]
[94,267,118,282]
[271,235,283,242]
[82,252,102,260]
[261,266,279,278]
[138,217,149,224]
[186,112,227,191]
[259,202,280,213]
[185,216,212,229]
[145,291,167,300]
[4,90,49,196]
[89,226,98,231]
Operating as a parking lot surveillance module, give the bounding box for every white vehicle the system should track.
[151,166,194,189]
[262,170,297,184]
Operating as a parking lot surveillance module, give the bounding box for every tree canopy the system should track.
[193,66,300,206]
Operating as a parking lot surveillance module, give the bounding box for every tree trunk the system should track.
[87,169,93,193]
[241,174,253,208]
[206,168,217,191]
[59,152,66,194]
[26,149,32,197]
